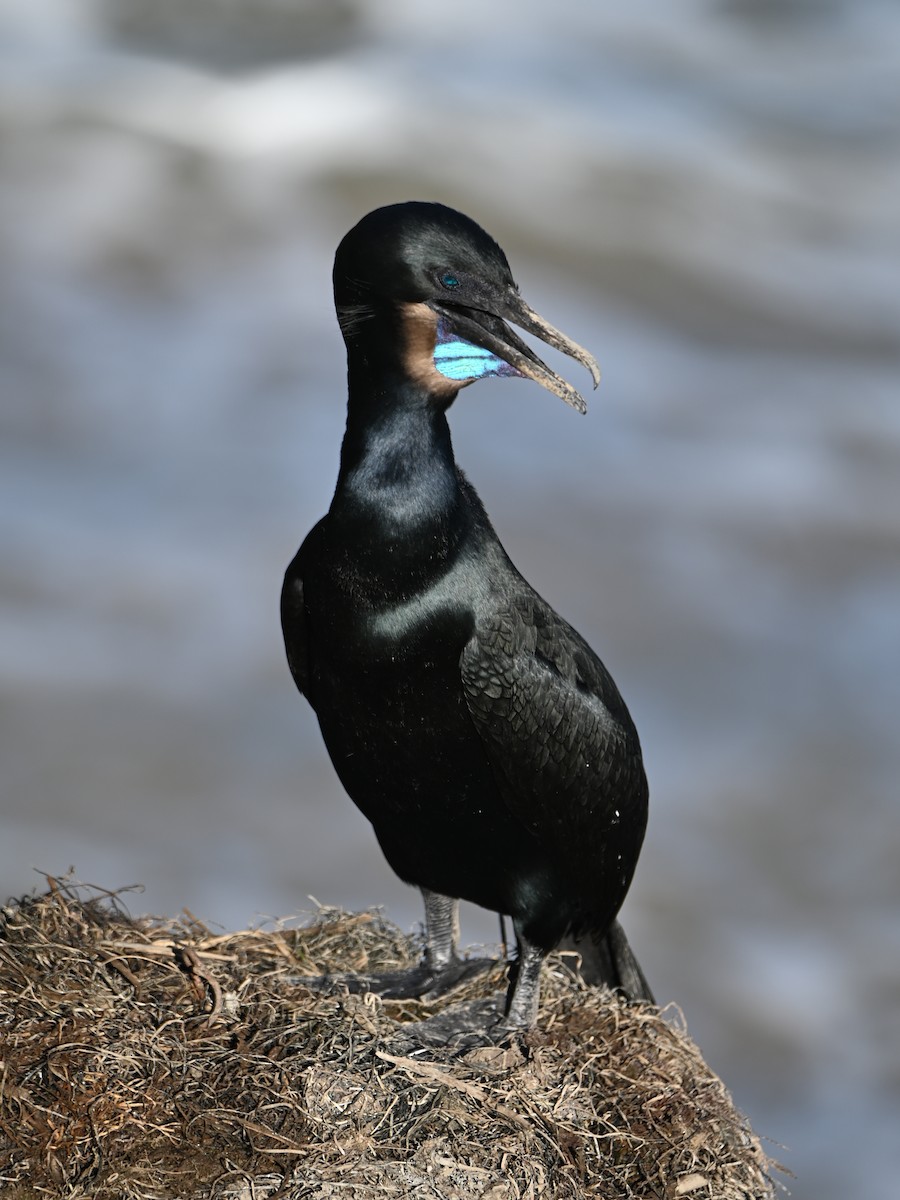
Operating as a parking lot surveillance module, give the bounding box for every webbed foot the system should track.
[291,954,495,1002]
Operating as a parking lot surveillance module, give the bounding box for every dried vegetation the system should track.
[0,878,779,1199]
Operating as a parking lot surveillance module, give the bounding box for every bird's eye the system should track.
[439,273,460,290]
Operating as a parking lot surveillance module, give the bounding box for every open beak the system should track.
[432,286,600,413]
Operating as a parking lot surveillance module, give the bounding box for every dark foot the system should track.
[290,955,496,1002]
[388,996,508,1051]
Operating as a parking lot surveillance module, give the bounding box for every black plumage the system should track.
[282,202,652,1028]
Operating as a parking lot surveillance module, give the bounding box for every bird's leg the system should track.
[407,887,495,998]
[291,889,491,1004]
[502,925,546,1029]
[421,888,459,971]
[386,919,546,1050]
[378,892,504,1050]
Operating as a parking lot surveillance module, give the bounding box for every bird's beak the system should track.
[431,288,600,413]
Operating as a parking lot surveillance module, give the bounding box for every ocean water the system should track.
[1,2,899,1197]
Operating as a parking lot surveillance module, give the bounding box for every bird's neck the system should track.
[331,373,465,554]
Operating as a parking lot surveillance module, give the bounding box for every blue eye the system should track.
[440,273,460,289]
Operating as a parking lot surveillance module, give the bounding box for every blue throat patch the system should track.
[433,317,521,383]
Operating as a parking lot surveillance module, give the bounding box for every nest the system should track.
[0,878,779,1199]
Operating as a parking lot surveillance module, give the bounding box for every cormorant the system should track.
[281,202,652,1029]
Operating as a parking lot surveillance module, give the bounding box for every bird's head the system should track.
[333,202,600,413]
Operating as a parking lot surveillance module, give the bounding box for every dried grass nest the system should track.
[0,878,780,1199]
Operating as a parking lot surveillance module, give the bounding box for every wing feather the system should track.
[460,593,647,890]
[281,552,309,696]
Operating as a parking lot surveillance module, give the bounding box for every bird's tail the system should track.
[558,920,655,1003]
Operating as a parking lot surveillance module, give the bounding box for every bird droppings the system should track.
[0,878,782,1199]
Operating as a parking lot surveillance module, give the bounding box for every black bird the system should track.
[282,202,652,1028]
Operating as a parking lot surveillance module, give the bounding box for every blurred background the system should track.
[1,0,898,1195]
